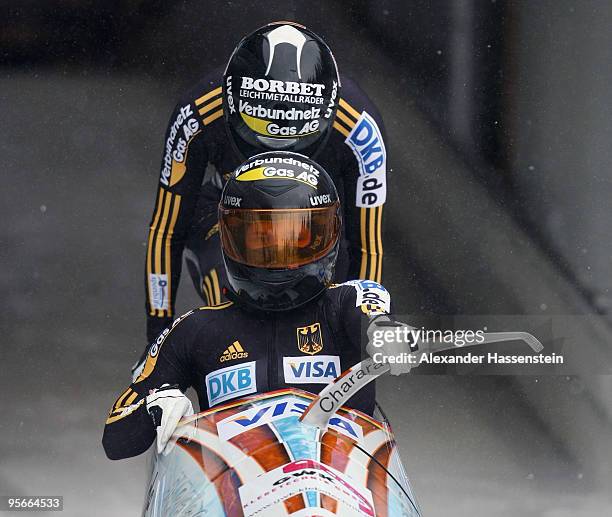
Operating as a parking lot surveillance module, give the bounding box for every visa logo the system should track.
[205,361,256,407]
[216,395,364,442]
[345,111,387,207]
[283,355,340,384]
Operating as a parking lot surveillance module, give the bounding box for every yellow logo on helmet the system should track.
[236,167,318,188]
[240,111,319,138]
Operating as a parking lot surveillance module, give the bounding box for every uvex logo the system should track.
[309,194,332,206]
[223,195,242,207]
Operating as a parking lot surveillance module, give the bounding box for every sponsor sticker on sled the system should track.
[206,361,256,407]
[216,395,363,442]
[239,459,375,517]
[345,111,386,208]
[283,355,340,384]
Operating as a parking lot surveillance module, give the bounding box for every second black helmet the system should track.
[223,22,340,160]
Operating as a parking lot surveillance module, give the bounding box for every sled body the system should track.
[143,389,420,516]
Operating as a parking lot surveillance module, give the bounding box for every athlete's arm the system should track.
[145,82,224,342]
[337,280,391,344]
[102,312,198,460]
[330,280,392,414]
[333,78,387,284]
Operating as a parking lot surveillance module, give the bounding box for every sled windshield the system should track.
[143,388,420,516]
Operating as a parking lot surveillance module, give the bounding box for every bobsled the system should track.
[142,386,421,516]
[142,329,543,516]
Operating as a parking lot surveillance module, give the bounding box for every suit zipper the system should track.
[268,314,278,390]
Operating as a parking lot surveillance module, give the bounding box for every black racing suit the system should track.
[145,69,387,343]
[104,280,390,460]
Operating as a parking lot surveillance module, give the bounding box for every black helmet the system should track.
[219,151,341,311]
[223,22,340,160]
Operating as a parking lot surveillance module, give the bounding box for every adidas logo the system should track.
[220,340,249,362]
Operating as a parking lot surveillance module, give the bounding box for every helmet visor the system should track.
[219,204,340,269]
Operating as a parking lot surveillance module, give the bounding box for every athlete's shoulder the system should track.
[191,301,236,322]
[159,68,225,188]
[177,67,224,127]
[340,75,384,117]
[332,74,385,137]
[160,301,235,337]
[325,280,390,316]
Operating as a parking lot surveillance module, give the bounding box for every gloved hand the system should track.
[146,384,195,455]
[366,315,418,376]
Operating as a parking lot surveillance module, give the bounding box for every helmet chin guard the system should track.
[222,244,338,312]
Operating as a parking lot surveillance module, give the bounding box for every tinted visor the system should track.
[219,203,340,268]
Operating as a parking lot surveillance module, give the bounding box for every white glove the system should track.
[366,316,418,376]
[146,384,195,455]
